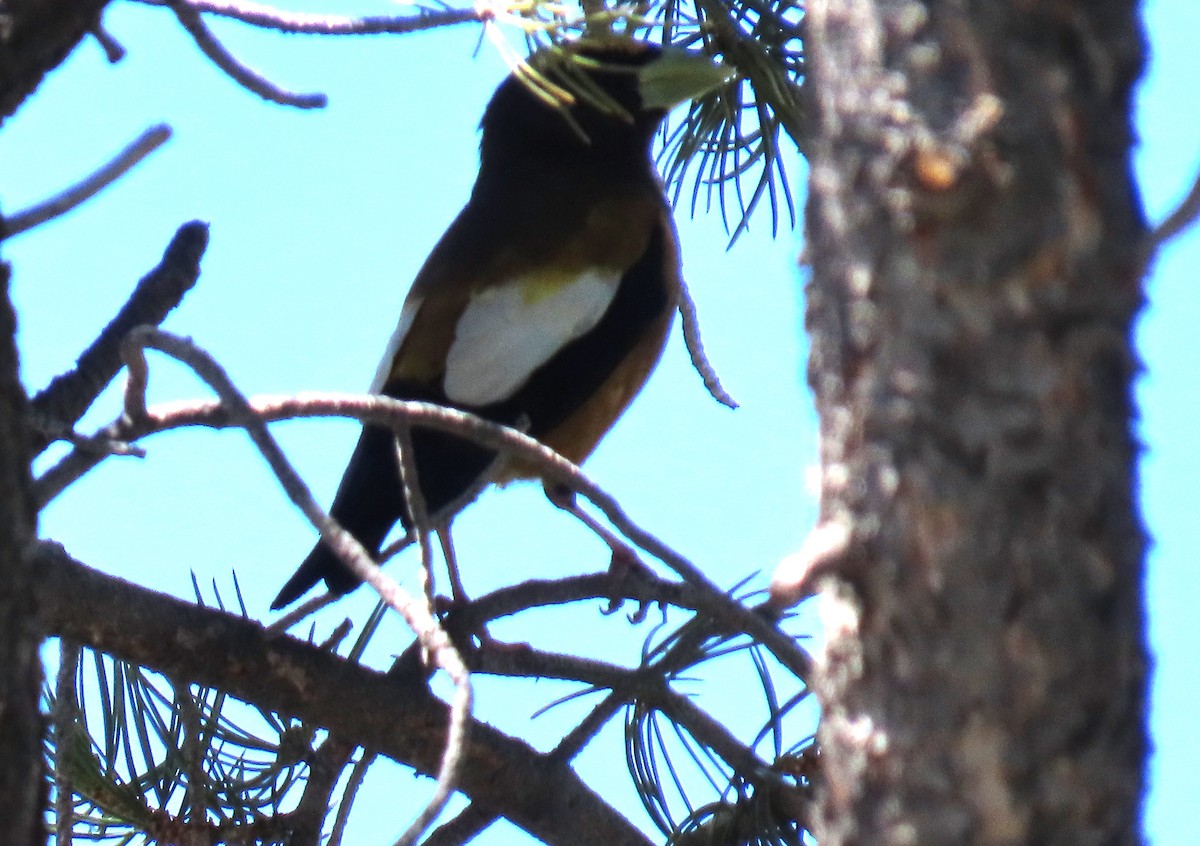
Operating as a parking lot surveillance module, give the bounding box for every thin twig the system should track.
[474,642,784,792]
[472,641,633,688]
[1,125,172,238]
[550,689,625,762]
[390,422,469,846]
[53,429,146,458]
[393,676,472,846]
[544,599,746,766]
[547,583,810,767]
[677,278,738,408]
[166,0,327,108]
[326,746,370,846]
[114,329,471,846]
[1148,163,1200,252]
[35,383,810,681]
[546,486,643,564]
[379,436,519,569]
[53,640,82,846]
[385,565,738,681]
[90,25,126,62]
[453,571,695,627]
[137,0,480,35]
[395,425,435,576]
[318,618,354,651]
[269,591,338,633]
[438,528,470,605]
[175,680,208,831]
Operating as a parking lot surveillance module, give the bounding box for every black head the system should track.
[478,41,729,174]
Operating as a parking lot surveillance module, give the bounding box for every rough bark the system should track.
[34,544,653,846]
[0,261,44,845]
[804,1,1147,843]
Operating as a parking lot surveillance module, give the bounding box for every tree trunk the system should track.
[0,261,45,845]
[804,1,1148,843]
[0,3,121,839]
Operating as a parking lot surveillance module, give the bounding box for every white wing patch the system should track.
[444,269,622,406]
[369,296,423,393]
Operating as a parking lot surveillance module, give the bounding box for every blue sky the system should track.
[0,1,1193,843]
[1136,3,1200,843]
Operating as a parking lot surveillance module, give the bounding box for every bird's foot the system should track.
[602,547,657,622]
[543,481,658,621]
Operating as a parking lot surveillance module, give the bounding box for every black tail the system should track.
[271,426,405,609]
[270,422,498,610]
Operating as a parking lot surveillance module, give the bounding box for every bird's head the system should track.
[479,40,732,171]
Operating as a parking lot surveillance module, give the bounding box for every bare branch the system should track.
[550,688,625,762]
[175,679,208,830]
[1,124,171,238]
[289,737,357,845]
[115,328,471,846]
[90,24,126,62]
[395,427,438,604]
[470,633,811,826]
[33,542,654,846]
[452,571,698,626]
[395,435,468,846]
[165,0,327,108]
[677,278,738,408]
[327,749,372,846]
[33,327,813,839]
[268,590,339,633]
[471,640,634,689]
[35,382,811,681]
[1148,162,1200,252]
[53,640,82,846]
[136,0,480,35]
[29,221,208,454]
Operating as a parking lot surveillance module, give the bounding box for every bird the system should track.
[271,40,731,610]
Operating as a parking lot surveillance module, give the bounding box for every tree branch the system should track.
[35,384,811,681]
[89,23,126,63]
[135,0,480,36]
[285,736,357,846]
[1147,162,1200,253]
[165,0,327,108]
[471,641,794,799]
[115,327,471,846]
[52,641,81,846]
[1,124,171,239]
[29,221,208,454]
[678,277,738,408]
[33,542,653,846]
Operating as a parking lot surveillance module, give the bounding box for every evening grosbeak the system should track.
[271,41,731,610]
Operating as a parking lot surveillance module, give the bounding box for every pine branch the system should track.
[34,543,654,846]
